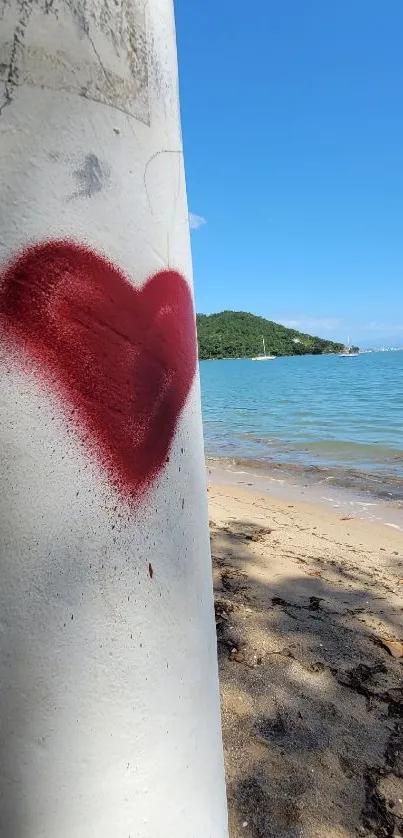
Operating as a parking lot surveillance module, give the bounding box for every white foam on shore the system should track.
[207,458,403,532]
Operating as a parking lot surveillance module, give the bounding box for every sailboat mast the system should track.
[262,335,266,356]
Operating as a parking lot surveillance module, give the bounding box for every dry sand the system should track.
[209,483,403,838]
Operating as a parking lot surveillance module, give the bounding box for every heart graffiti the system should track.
[0,240,197,501]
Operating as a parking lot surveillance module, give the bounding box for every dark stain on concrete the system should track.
[71,153,109,199]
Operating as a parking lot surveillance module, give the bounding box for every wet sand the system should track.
[208,457,403,531]
[208,481,403,837]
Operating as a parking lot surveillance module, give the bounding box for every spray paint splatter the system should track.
[0,240,196,501]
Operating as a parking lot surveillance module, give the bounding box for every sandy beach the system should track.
[209,480,403,838]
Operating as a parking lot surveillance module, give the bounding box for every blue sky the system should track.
[175,0,403,347]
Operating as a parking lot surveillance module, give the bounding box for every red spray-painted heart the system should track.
[0,241,197,501]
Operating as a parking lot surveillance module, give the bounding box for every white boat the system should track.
[339,337,359,357]
[252,336,276,361]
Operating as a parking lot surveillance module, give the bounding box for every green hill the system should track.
[196,311,346,359]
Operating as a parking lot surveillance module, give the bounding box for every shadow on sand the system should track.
[211,518,403,838]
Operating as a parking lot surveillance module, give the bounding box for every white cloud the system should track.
[189,212,206,230]
[279,317,341,333]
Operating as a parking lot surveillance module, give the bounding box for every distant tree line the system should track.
[196,311,346,360]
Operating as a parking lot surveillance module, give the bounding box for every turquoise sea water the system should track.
[199,352,403,486]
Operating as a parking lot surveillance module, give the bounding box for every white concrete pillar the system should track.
[0,2,228,835]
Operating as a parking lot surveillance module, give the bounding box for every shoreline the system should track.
[207,455,403,532]
[200,353,403,500]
